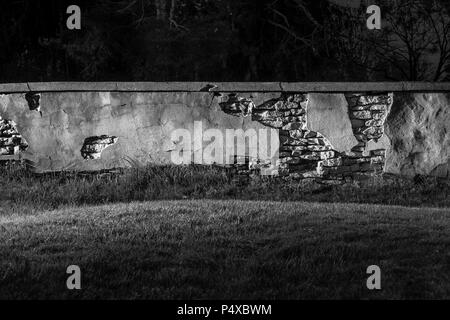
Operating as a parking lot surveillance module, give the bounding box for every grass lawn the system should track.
[0,200,449,299]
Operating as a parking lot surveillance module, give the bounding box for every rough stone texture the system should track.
[219,94,254,117]
[220,93,343,182]
[0,117,28,156]
[345,92,393,145]
[220,93,313,177]
[276,128,336,179]
[385,93,450,178]
[342,92,393,166]
[310,92,394,181]
[220,92,390,183]
[252,93,307,129]
[80,135,118,160]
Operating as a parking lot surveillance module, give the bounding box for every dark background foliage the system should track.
[0,0,449,82]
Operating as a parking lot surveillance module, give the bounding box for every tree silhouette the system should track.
[326,0,450,81]
[0,0,448,81]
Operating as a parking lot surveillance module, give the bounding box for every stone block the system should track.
[351,105,370,111]
[362,126,383,137]
[282,122,306,130]
[357,94,392,106]
[0,146,13,155]
[291,150,307,157]
[369,104,387,111]
[307,145,331,152]
[306,138,321,145]
[319,157,343,167]
[372,112,388,120]
[319,151,336,159]
[280,145,308,152]
[365,119,384,127]
[304,131,317,138]
[258,119,284,128]
[289,109,306,116]
[279,151,293,157]
[351,111,372,120]
[219,94,254,116]
[297,153,321,161]
[370,156,385,164]
[342,150,363,157]
[279,136,307,146]
[370,149,386,157]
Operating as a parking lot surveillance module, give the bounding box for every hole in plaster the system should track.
[219,93,254,117]
[0,118,29,156]
[25,92,42,116]
[80,135,118,160]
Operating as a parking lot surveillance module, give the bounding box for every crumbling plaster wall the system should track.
[0,92,273,172]
[220,92,391,183]
[0,86,449,181]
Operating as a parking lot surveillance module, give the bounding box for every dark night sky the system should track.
[0,0,448,82]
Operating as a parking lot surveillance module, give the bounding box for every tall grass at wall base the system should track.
[1,162,450,212]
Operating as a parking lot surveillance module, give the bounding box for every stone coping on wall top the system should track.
[1,81,450,93]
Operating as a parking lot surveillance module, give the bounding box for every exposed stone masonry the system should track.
[0,90,393,180]
[219,94,255,117]
[324,92,394,182]
[0,117,28,156]
[219,92,393,183]
[80,135,118,160]
[251,94,307,130]
[319,149,386,183]
[345,93,392,153]
[277,129,335,179]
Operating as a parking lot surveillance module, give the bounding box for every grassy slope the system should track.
[0,200,449,299]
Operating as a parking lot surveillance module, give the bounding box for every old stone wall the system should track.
[220,91,392,184]
[0,82,449,181]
